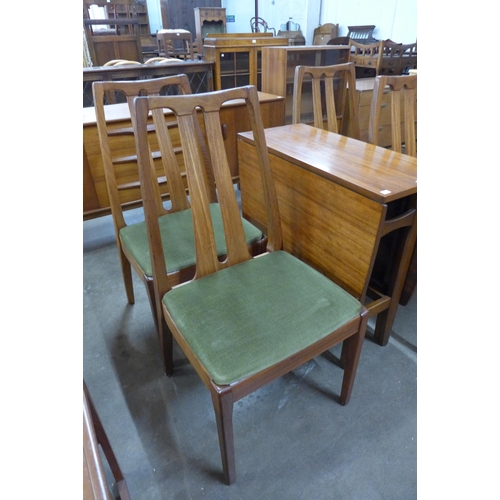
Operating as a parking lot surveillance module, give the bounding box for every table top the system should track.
[238,123,417,203]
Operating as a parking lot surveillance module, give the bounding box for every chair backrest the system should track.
[92,75,216,237]
[313,23,339,45]
[250,17,276,36]
[292,62,360,139]
[348,39,383,74]
[368,75,417,156]
[327,36,350,46]
[132,86,282,287]
[156,29,195,60]
[83,0,142,66]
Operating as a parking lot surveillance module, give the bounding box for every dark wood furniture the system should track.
[261,45,350,124]
[83,0,143,66]
[313,23,339,44]
[83,91,285,220]
[132,85,369,484]
[83,59,214,106]
[239,123,417,346]
[194,7,226,46]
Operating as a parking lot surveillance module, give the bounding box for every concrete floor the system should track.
[83,203,417,500]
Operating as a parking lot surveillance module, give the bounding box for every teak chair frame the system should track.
[292,62,360,139]
[132,85,369,484]
[92,76,266,372]
[369,74,417,157]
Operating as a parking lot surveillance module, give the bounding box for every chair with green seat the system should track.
[92,76,266,373]
[132,85,370,484]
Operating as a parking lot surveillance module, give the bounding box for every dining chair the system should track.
[292,62,360,139]
[156,29,195,60]
[92,76,266,372]
[368,74,417,156]
[83,381,131,500]
[132,85,369,484]
[368,74,417,318]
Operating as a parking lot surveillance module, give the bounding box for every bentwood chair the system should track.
[292,62,360,139]
[132,85,369,484]
[92,76,266,372]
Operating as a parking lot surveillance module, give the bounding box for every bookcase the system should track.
[204,35,289,91]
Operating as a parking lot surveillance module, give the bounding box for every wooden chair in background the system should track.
[292,62,360,139]
[156,29,195,60]
[369,74,417,155]
[92,76,266,372]
[312,23,339,44]
[83,381,130,500]
[132,85,369,484]
[83,0,143,66]
[348,39,383,75]
[368,74,417,309]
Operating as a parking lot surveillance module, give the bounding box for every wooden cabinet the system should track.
[261,45,350,123]
[194,7,226,45]
[83,92,285,220]
[204,36,289,91]
[106,0,154,47]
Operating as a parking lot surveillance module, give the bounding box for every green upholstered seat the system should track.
[163,250,363,386]
[119,203,263,277]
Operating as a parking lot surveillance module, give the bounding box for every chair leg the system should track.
[339,311,369,405]
[211,385,236,485]
[159,316,174,377]
[118,248,135,305]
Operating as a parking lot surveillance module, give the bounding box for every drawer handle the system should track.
[381,103,387,108]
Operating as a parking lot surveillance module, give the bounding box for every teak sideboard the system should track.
[83,91,285,220]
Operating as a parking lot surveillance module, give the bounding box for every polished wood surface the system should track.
[83,91,285,219]
[133,86,368,484]
[239,123,417,344]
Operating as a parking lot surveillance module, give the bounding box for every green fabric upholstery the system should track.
[163,251,363,386]
[119,203,263,277]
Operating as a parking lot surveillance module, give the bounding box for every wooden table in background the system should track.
[238,123,417,345]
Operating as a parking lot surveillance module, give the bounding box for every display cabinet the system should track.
[194,7,226,46]
[261,45,351,123]
[204,35,289,91]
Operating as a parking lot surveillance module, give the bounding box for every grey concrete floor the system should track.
[83,203,417,500]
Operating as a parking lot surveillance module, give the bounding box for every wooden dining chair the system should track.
[156,29,195,60]
[368,74,417,156]
[92,76,266,372]
[292,62,360,139]
[368,74,417,316]
[132,85,369,484]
